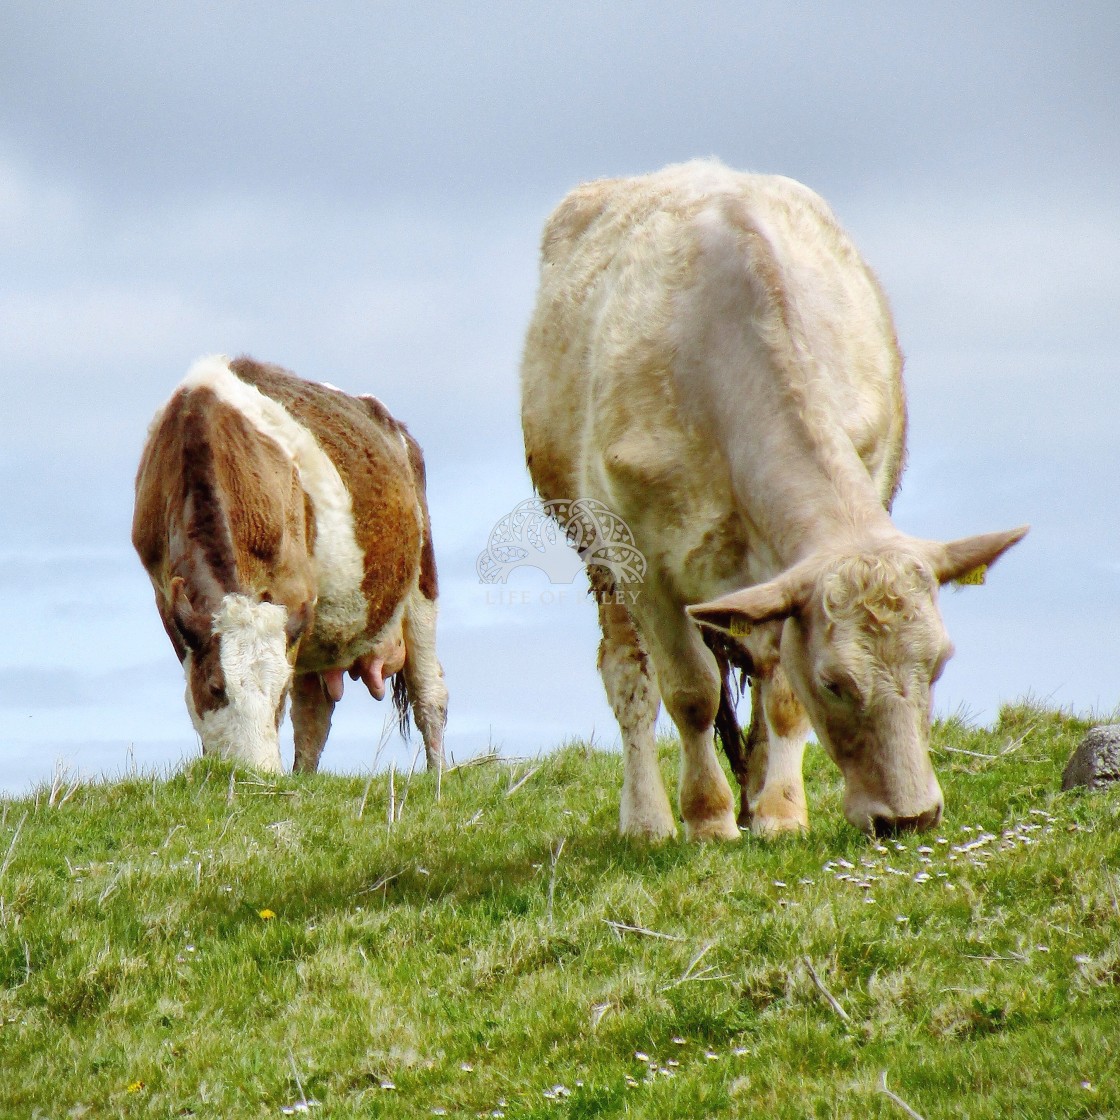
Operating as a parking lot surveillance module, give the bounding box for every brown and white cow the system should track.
[521,160,1026,841]
[133,355,447,774]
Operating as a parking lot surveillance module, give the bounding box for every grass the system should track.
[1,703,1119,1118]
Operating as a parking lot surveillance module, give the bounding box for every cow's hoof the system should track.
[619,808,678,843]
[684,811,741,842]
[750,785,808,837]
[751,813,809,838]
[620,786,678,842]
[620,822,679,843]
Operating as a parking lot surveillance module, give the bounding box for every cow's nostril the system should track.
[922,804,944,831]
[872,805,942,837]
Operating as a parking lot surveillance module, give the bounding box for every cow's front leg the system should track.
[745,668,811,836]
[637,592,739,842]
[291,672,334,773]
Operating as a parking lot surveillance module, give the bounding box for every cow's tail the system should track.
[703,631,755,827]
[713,648,747,779]
[391,672,411,739]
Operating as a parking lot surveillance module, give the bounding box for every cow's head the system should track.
[168,578,309,772]
[689,525,1027,835]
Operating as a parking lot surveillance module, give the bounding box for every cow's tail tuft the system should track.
[391,672,411,738]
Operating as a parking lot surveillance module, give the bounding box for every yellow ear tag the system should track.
[955,564,987,587]
[729,618,752,638]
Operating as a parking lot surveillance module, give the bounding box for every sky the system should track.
[1,2,1117,795]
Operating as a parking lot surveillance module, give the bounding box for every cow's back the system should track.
[227,359,422,640]
[522,161,906,536]
[136,357,425,671]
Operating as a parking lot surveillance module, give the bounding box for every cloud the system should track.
[3,4,1117,208]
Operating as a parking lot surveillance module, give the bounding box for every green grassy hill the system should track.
[1,705,1118,1118]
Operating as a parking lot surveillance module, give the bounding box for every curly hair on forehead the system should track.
[820,551,936,627]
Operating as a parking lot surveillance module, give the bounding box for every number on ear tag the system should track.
[955,564,987,586]
[729,618,752,638]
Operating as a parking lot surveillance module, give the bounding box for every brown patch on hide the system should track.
[302,491,317,560]
[133,387,240,596]
[229,358,422,635]
[764,675,810,741]
[596,598,651,673]
[209,400,311,604]
[359,393,395,427]
[400,425,438,601]
[178,398,239,591]
[186,638,227,720]
[134,373,315,657]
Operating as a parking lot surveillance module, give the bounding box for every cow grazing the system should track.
[521,160,1026,842]
[133,355,447,774]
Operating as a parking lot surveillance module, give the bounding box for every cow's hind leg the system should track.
[291,673,334,773]
[745,668,811,836]
[597,598,675,841]
[635,590,739,842]
[402,590,448,770]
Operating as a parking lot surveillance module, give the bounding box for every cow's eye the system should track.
[822,679,844,700]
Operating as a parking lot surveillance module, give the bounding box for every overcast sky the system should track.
[1,2,1117,795]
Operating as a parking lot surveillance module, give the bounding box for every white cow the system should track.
[521,160,1026,841]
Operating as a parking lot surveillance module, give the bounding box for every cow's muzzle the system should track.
[870,804,943,837]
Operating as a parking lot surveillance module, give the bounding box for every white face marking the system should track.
[186,594,291,772]
[181,356,367,639]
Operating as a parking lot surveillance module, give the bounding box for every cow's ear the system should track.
[285,601,312,648]
[169,577,210,653]
[688,565,813,636]
[927,525,1029,587]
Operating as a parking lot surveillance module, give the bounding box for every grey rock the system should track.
[1062,725,1120,791]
